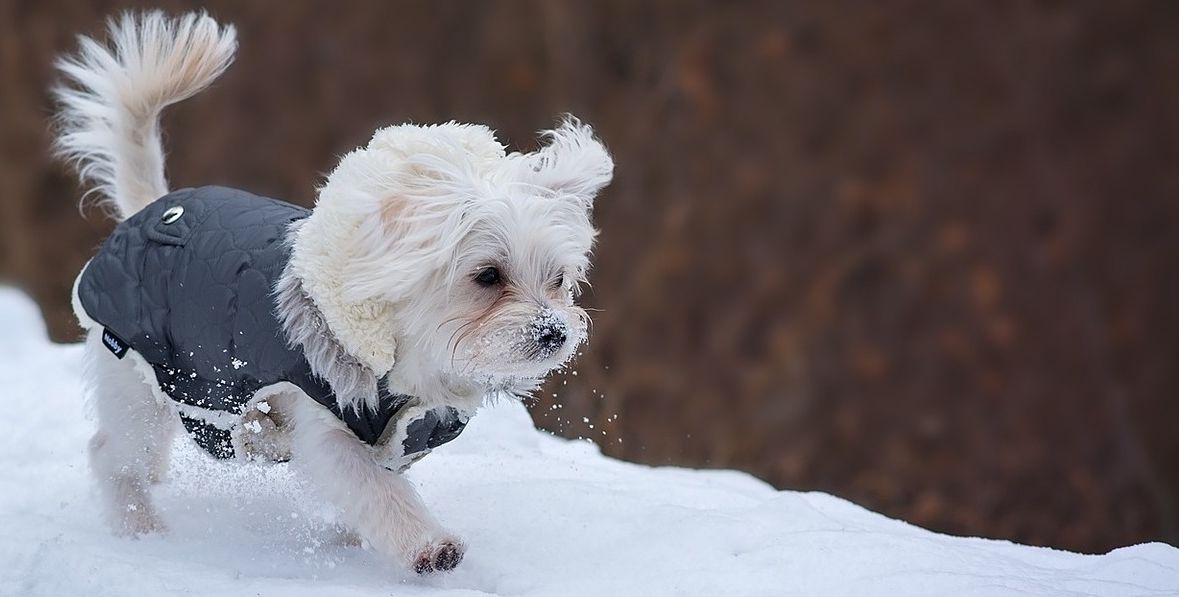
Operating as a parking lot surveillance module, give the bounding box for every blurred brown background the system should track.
[2,0,1177,553]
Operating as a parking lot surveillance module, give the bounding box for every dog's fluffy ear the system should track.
[524,118,614,207]
[330,123,506,303]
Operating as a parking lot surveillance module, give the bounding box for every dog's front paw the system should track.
[412,539,465,575]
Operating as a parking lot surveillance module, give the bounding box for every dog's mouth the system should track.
[464,342,579,380]
[457,329,583,385]
[464,356,570,400]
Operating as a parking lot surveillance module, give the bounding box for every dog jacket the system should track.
[76,186,467,467]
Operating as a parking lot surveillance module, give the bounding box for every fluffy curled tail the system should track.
[52,11,236,220]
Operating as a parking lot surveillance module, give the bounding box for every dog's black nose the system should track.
[536,326,567,351]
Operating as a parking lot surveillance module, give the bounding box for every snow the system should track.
[0,286,1176,597]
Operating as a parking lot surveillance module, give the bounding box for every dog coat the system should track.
[76,186,468,468]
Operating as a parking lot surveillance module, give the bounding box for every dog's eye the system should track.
[474,267,502,287]
[550,275,565,291]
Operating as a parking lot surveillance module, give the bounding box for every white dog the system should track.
[52,11,611,574]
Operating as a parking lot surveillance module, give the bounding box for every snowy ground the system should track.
[0,287,1176,597]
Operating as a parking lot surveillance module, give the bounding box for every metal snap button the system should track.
[161,205,184,224]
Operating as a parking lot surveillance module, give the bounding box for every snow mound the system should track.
[0,287,1175,597]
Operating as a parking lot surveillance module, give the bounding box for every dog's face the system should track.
[425,194,594,386]
[331,119,612,392]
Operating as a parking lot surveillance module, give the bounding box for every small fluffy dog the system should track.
[52,11,611,574]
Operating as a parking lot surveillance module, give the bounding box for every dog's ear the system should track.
[524,117,614,208]
[330,124,507,303]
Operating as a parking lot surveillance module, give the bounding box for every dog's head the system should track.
[316,118,611,392]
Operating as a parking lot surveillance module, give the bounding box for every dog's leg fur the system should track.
[285,395,465,573]
[83,330,175,535]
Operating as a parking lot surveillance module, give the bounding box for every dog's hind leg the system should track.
[145,407,177,484]
[286,395,465,574]
[82,329,175,536]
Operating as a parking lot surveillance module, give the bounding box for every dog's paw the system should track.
[146,464,168,485]
[333,526,364,547]
[117,504,167,538]
[412,539,465,575]
[236,411,292,462]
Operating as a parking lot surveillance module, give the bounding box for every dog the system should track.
[52,11,611,574]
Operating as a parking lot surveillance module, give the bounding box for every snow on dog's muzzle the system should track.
[527,310,568,359]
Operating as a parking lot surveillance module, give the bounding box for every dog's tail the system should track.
[52,11,237,220]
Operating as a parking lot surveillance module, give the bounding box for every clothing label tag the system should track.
[101,328,129,359]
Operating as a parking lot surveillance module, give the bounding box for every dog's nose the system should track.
[536,326,567,351]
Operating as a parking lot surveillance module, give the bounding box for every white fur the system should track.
[52,11,236,220]
[55,11,611,575]
[81,328,177,535]
[285,393,464,569]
